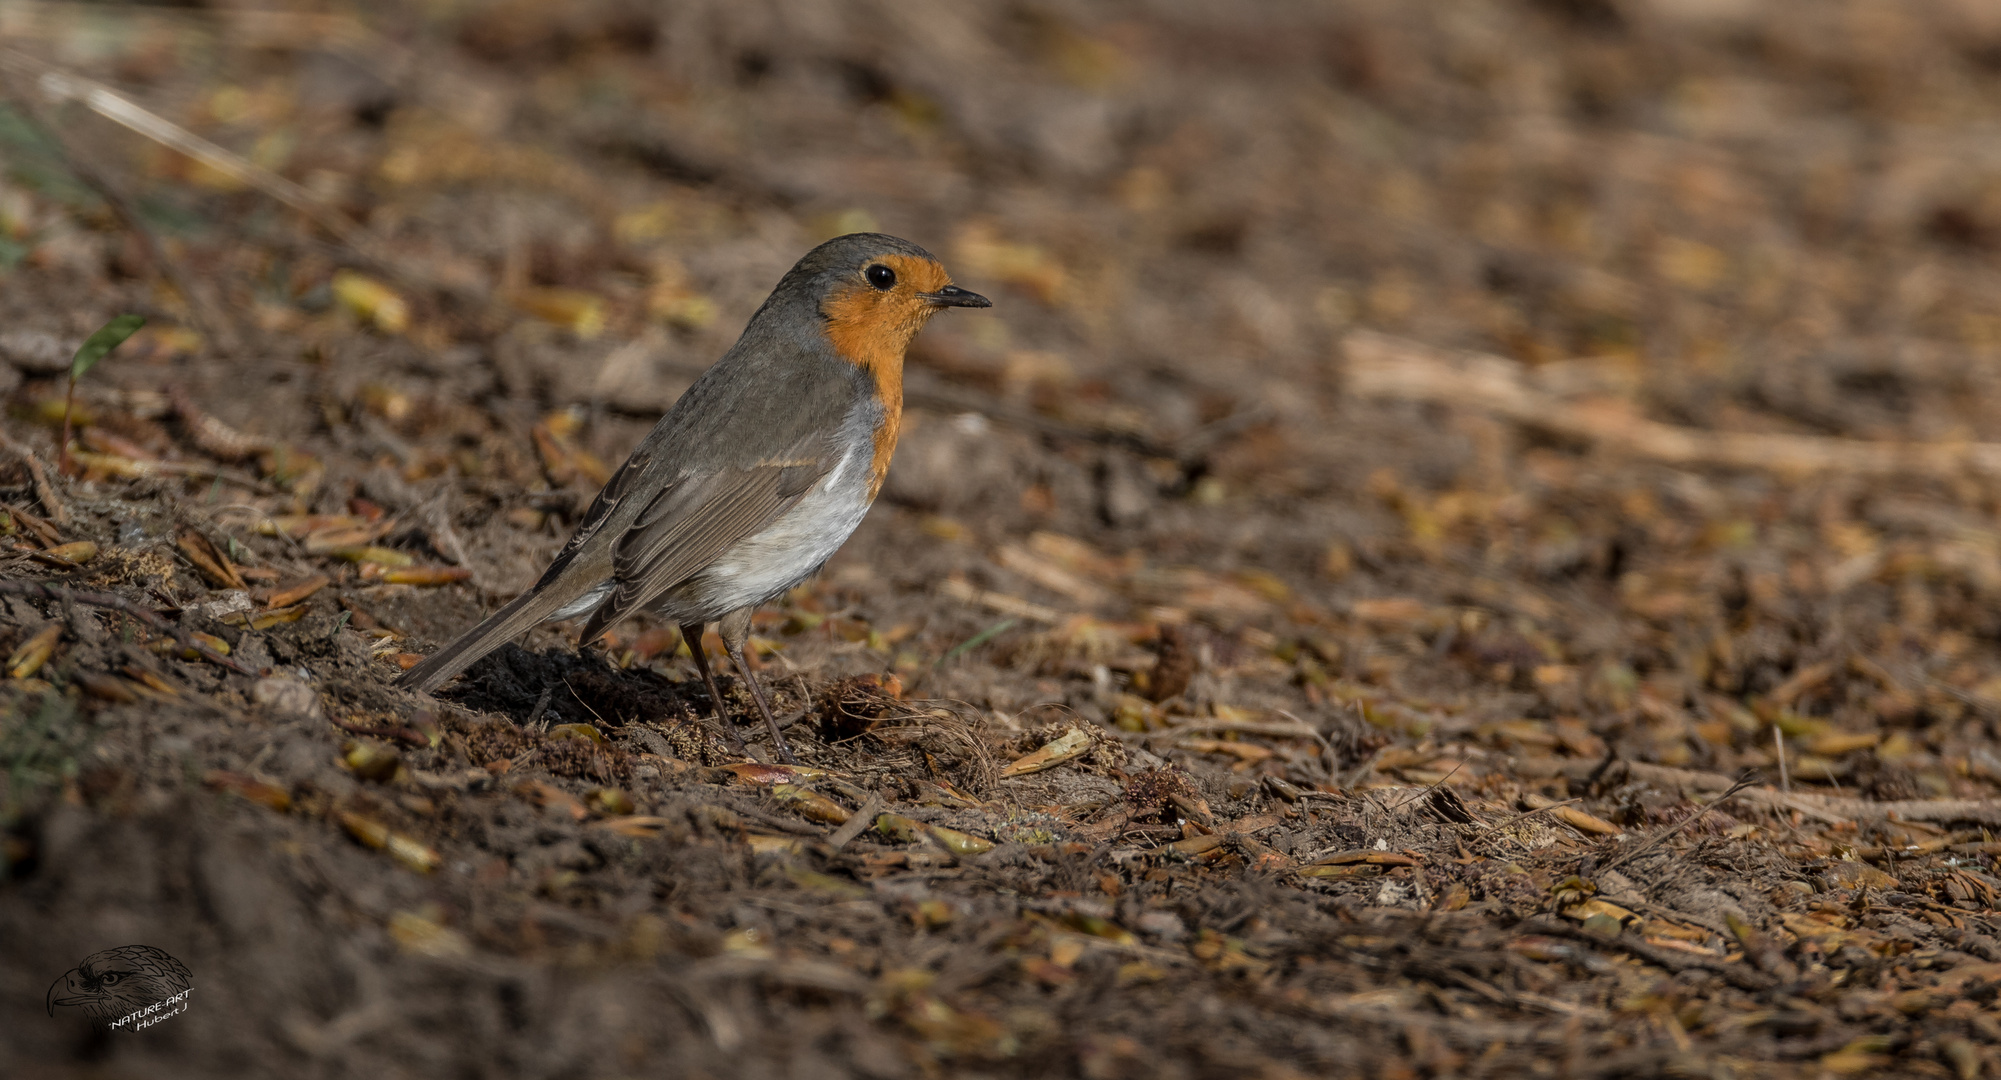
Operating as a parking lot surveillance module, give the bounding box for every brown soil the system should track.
[7,1,2001,1077]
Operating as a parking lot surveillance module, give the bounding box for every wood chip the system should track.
[826,793,884,851]
[266,574,330,608]
[515,780,587,821]
[1347,330,2001,480]
[1177,737,1276,764]
[1309,848,1419,867]
[177,530,247,590]
[591,815,676,837]
[1001,727,1094,777]
[1522,793,1623,836]
[941,576,1067,624]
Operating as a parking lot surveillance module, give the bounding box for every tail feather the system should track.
[394,580,598,694]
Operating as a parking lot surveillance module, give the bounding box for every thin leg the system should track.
[719,607,797,764]
[681,621,747,756]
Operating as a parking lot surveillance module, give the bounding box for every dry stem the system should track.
[1346,330,2001,479]
[0,579,257,677]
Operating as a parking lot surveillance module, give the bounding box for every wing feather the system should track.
[534,449,650,585]
[576,445,833,641]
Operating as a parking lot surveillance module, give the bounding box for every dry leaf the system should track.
[585,788,634,815]
[202,770,291,812]
[1521,793,1623,836]
[1001,727,1093,777]
[1309,849,1419,867]
[266,575,331,608]
[74,671,142,702]
[337,811,439,872]
[8,624,60,679]
[516,780,587,821]
[332,270,409,333]
[924,823,994,856]
[37,541,100,567]
[773,784,851,824]
[367,565,473,586]
[592,815,674,837]
[219,605,306,631]
[326,546,413,566]
[1176,737,1276,765]
[511,287,607,339]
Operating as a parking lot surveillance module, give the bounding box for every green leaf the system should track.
[936,617,1016,667]
[70,314,146,381]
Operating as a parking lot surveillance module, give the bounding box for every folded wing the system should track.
[575,453,830,642]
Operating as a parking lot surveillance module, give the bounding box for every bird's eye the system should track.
[99,974,120,984]
[865,264,896,290]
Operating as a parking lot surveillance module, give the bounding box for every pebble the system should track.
[251,677,323,722]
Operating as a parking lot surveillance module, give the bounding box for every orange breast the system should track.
[819,253,952,500]
[821,305,904,500]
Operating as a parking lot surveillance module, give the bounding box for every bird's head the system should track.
[780,233,991,375]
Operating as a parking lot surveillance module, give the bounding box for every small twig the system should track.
[1338,701,1385,789]
[1550,757,2001,825]
[1901,664,2001,719]
[826,792,883,852]
[1479,797,1584,838]
[560,677,612,727]
[1272,708,1340,782]
[554,678,633,783]
[1146,718,1327,740]
[936,617,1016,668]
[0,88,233,352]
[707,799,825,838]
[1600,775,1759,876]
[1346,329,2001,481]
[0,49,355,248]
[26,446,67,524]
[0,433,68,526]
[526,686,554,731]
[0,47,447,298]
[1387,761,1464,812]
[1582,744,1620,790]
[0,579,256,676]
[1773,725,1789,794]
[329,716,429,747]
[418,494,474,578]
[938,578,1064,624]
[3,501,61,547]
[1520,917,1775,993]
[58,387,75,479]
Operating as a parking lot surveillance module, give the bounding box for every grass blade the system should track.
[70,314,145,381]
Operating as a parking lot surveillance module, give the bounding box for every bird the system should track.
[46,945,193,1025]
[396,233,991,763]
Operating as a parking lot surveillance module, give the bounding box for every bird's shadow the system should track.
[440,644,704,730]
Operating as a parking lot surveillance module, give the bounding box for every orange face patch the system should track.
[819,253,957,498]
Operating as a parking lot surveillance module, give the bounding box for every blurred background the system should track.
[10,0,2001,1075]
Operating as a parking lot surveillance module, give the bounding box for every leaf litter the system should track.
[6,1,2001,1078]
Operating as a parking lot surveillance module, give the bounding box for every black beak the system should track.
[921,285,992,309]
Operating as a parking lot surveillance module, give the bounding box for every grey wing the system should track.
[533,448,652,587]
[575,450,831,641]
[562,328,862,638]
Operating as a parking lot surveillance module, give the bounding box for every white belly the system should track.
[684,481,869,610]
[542,422,883,630]
[646,445,874,624]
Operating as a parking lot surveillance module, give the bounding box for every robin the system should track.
[397,233,991,763]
